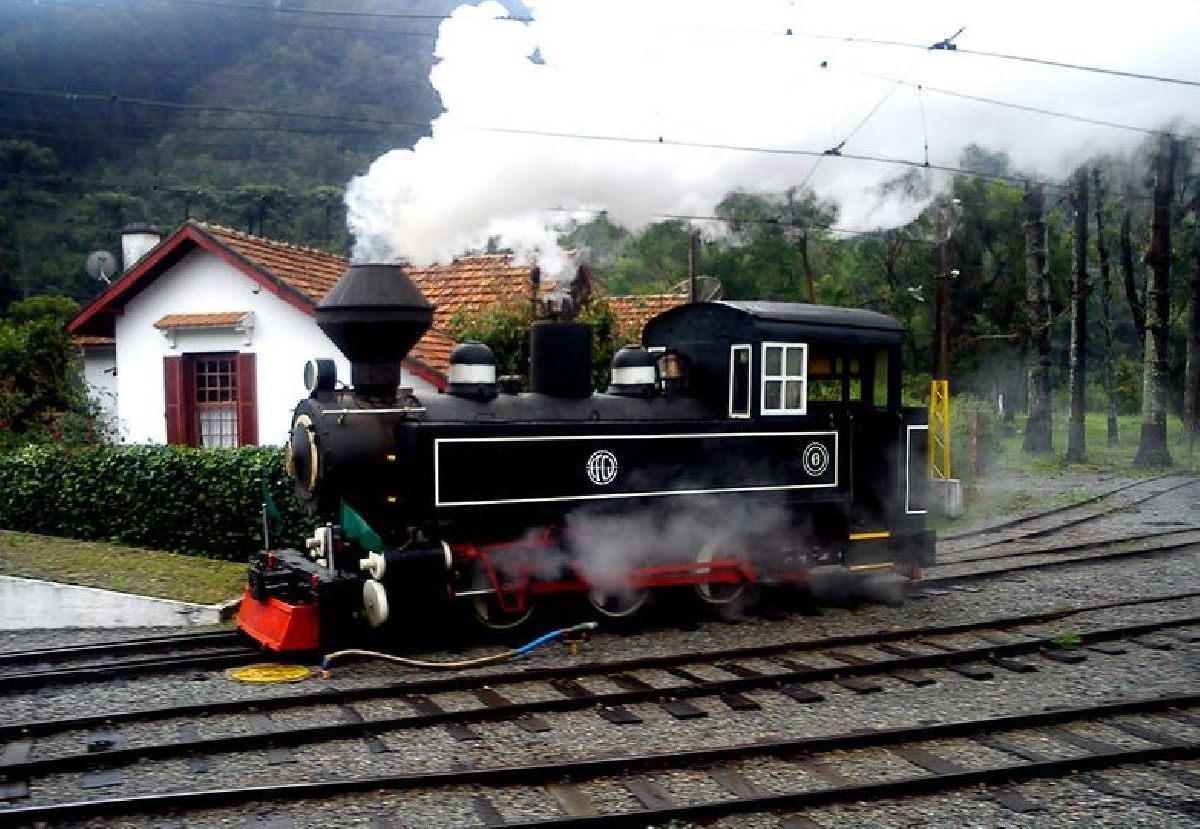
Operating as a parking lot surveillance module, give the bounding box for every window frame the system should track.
[191,352,241,448]
[759,341,808,416]
[728,344,752,418]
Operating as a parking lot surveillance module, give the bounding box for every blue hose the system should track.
[319,621,598,674]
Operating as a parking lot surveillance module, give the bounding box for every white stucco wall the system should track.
[114,247,437,446]
[80,345,121,439]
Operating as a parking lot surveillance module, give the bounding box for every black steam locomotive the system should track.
[237,263,935,651]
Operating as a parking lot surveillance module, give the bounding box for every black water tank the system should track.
[530,321,592,399]
[606,345,657,397]
[447,340,498,400]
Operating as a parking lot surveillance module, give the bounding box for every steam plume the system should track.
[347,0,1198,267]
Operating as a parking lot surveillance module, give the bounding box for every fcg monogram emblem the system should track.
[586,450,619,486]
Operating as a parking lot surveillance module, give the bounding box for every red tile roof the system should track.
[153,311,250,330]
[608,293,689,340]
[199,224,346,302]
[405,255,534,331]
[406,327,456,376]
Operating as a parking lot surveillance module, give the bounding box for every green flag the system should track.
[341,501,384,552]
[261,477,283,534]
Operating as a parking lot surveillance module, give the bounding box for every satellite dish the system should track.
[693,275,724,302]
[86,250,119,284]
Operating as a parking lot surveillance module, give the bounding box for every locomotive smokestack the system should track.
[316,263,433,401]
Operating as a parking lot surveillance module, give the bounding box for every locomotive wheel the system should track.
[587,586,649,619]
[472,594,534,631]
[693,540,747,606]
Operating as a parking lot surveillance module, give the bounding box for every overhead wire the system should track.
[19,0,1200,88]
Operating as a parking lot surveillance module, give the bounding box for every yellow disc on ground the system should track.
[225,663,312,683]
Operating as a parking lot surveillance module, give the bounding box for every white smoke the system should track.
[346,0,1200,267]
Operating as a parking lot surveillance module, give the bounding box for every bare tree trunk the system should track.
[1093,168,1119,446]
[1134,134,1177,468]
[1023,183,1053,454]
[1185,195,1200,437]
[1067,169,1089,463]
[1120,205,1146,341]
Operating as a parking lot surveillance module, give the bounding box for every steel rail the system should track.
[923,534,1200,587]
[0,647,262,693]
[1,692,1194,823]
[0,630,243,668]
[506,743,1197,828]
[937,472,1182,542]
[938,525,1200,567]
[1,591,1193,742]
[2,614,1194,781]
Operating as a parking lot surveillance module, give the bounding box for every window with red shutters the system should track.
[163,352,258,447]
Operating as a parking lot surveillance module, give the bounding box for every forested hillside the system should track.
[0,0,461,302]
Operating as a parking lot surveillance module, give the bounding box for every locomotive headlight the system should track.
[289,414,320,501]
[303,358,337,394]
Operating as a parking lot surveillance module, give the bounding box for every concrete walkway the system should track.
[0,575,239,630]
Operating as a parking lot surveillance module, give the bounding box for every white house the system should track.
[68,222,447,447]
[68,221,687,448]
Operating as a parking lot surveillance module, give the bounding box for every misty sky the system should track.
[346,0,1200,268]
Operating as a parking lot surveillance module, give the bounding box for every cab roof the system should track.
[643,300,904,347]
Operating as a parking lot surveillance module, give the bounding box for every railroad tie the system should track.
[833,676,884,694]
[80,727,125,789]
[1108,719,1191,748]
[945,663,995,681]
[470,688,552,733]
[337,705,388,754]
[471,795,505,827]
[1040,648,1087,664]
[176,724,211,773]
[889,745,965,776]
[659,699,708,720]
[246,714,297,764]
[710,766,762,799]
[889,669,937,686]
[0,738,32,800]
[1042,726,1120,755]
[778,683,824,704]
[971,735,1050,763]
[718,690,762,711]
[624,776,677,810]
[989,656,1038,674]
[546,782,599,816]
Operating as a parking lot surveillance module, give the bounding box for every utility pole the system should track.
[687,228,699,303]
[929,196,953,482]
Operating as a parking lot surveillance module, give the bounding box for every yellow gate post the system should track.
[929,379,951,480]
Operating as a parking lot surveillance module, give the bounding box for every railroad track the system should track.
[923,526,1200,588]
[2,687,1194,824]
[937,473,1200,556]
[0,630,262,693]
[0,593,1194,822]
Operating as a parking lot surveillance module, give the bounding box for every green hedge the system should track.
[0,445,310,560]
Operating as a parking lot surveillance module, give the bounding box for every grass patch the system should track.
[0,531,247,605]
[992,412,1199,474]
